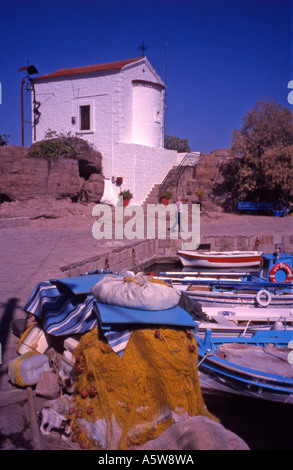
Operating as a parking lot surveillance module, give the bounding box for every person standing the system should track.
[169,197,183,231]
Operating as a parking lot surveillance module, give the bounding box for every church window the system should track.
[80,105,90,130]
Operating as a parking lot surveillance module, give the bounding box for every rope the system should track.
[17,325,44,353]
[8,351,38,387]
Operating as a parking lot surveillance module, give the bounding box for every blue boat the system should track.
[168,252,293,307]
[195,327,293,404]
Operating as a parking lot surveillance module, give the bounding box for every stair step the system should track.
[141,153,203,206]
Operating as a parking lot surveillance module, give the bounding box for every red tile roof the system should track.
[34,57,144,81]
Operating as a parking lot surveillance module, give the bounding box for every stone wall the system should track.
[61,238,181,277]
[181,152,232,213]
[150,151,232,215]
[201,233,293,254]
[61,232,293,277]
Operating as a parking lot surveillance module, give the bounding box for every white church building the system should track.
[32,57,180,203]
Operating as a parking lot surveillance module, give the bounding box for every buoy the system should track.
[255,289,272,307]
[271,320,283,331]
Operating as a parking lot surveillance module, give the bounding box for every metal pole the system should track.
[21,77,25,146]
[31,80,36,142]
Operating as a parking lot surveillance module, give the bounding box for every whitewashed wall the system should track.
[119,60,165,148]
[33,59,178,203]
[113,142,177,204]
[132,82,163,147]
[33,71,118,176]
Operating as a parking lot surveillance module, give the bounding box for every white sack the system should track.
[91,274,180,310]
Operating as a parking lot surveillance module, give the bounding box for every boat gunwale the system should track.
[195,330,293,387]
[198,359,293,394]
[196,335,293,393]
[177,250,262,264]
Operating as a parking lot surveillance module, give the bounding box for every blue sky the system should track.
[0,0,292,153]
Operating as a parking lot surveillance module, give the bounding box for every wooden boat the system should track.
[186,288,293,308]
[169,253,293,308]
[178,250,262,268]
[156,270,255,291]
[157,270,254,281]
[195,328,293,404]
[196,306,293,336]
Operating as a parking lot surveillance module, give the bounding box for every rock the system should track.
[184,152,233,213]
[0,140,104,204]
[138,415,250,450]
[12,317,27,338]
[1,438,17,450]
[0,406,25,435]
[29,137,103,179]
[69,137,103,178]
[36,371,60,399]
[211,148,232,157]
[0,146,80,201]
[83,173,105,202]
[0,197,98,220]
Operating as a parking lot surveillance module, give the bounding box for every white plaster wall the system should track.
[33,79,74,140]
[132,83,163,147]
[33,59,174,203]
[119,59,165,146]
[33,72,120,176]
[113,142,178,204]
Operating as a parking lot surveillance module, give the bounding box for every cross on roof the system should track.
[138,41,149,56]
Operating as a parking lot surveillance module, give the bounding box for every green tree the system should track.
[164,135,190,152]
[226,98,293,202]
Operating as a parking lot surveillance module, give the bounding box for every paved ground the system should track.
[200,211,292,237]
[0,208,292,449]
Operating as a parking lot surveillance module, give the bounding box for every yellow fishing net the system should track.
[68,326,216,450]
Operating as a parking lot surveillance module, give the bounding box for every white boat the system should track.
[159,252,293,309]
[195,306,293,337]
[177,250,262,268]
[203,306,293,324]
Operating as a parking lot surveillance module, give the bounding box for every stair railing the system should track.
[158,152,201,196]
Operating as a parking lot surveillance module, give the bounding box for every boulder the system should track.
[138,415,249,450]
[29,137,103,179]
[0,140,104,205]
[82,173,105,203]
[36,371,60,399]
[0,146,80,201]
[69,137,103,178]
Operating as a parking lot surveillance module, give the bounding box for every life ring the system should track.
[256,289,272,307]
[269,263,293,283]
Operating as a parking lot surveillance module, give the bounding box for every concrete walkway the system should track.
[0,209,292,449]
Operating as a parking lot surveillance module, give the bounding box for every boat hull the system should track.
[195,306,293,336]
[198,370,293,404]
[195,329,293,404]
[178,250,262,268]
[186,288,293,307]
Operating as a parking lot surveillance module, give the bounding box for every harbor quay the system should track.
[0,208,292,450]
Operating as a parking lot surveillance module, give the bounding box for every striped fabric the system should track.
[23,281,132,355]
[23,281,193,358]
[23,281,98,336]
[103,329,132,357]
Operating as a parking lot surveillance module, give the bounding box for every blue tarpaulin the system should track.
[23,275,196,350]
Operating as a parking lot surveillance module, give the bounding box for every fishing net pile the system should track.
[68,326,216,450]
